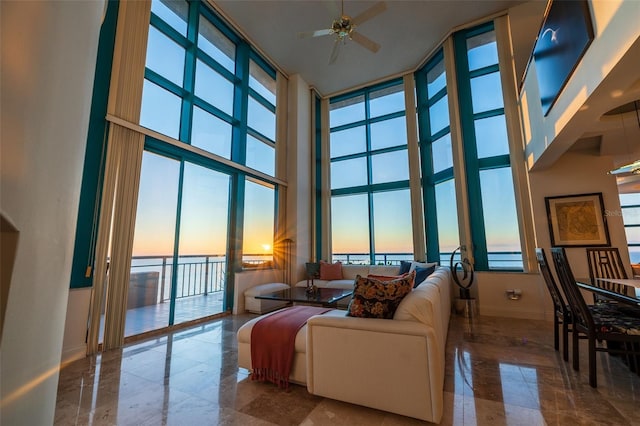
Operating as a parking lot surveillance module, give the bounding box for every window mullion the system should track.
[454,28,488,271]
[179,1,199,144]
[364,91,375,263]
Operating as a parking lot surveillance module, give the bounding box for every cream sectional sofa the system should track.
[237,266,452,423]
[294,264,403,290]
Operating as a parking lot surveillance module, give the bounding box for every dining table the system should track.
[576,277,640,307]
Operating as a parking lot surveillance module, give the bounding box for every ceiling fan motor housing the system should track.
[332,15,354,39]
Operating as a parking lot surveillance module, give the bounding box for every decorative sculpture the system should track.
[450,246,475,299]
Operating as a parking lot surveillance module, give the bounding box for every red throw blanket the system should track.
[251,305,331,389]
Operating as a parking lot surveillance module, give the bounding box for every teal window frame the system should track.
[415,49,452,264]
[69,0,119,288]
[143,0,280,281]
[453,22,522,271]
[314,93,323,258]
[328,78,410,264]
[71,0,280,290]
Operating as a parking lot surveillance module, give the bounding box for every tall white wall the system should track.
[530,150,629,274]
[0,2,103,424]
[286,74,313,283]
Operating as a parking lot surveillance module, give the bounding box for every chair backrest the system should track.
[550,247,594,332]
[535,248,568,316]
[586,247,628,280]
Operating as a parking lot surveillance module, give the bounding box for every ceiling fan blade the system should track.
[298,28,333,38]
[352,1,387,26]
[351,31,380,53]
[329,40,342,65]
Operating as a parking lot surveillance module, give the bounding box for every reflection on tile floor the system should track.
[55,314,640,425]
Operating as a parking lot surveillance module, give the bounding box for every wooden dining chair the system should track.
[586,247,629,303]
[551,247,640,387]
[535,248,572,362]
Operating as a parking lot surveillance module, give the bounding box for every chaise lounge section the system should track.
[237,265,452,423]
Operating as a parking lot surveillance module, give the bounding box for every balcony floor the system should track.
[100,292,226,340]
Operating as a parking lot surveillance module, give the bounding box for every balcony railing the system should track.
[127,250,524,308]
[332,251,523,270]
[129,254,272,304]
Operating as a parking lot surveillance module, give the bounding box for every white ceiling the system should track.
[211,0,640,189]
[211,0,529,96]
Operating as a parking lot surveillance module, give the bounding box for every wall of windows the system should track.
[329,80,413,265]
[453,23,522,270]
[71,0,282,336]
[136,0,279,271]
[415,50,461,265]
[141,0,277,178]
[326,21,525,271]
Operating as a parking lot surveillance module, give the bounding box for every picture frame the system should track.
[545,192,610,247]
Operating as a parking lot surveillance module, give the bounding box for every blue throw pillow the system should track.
[414,265,436,287]
[399,260,412,275]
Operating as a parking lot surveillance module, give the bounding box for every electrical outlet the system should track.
[505,289,522,300]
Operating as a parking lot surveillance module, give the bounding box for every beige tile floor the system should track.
[55,314,640,425]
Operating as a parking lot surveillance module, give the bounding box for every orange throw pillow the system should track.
[319,261,343,280]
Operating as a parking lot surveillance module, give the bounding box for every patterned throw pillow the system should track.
[347,271,415,319]
[319,261,343,280]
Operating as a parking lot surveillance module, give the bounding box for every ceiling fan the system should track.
[298,1,387,64]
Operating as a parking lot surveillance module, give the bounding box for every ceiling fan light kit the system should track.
[298,1,386,64]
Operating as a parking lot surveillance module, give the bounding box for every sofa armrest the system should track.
[306,314,444,423]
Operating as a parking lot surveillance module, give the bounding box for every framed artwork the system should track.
[545,192,610,247]
[532,0,594,116]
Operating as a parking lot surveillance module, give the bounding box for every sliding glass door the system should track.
[125,150,229,338]
[174,163,229,325]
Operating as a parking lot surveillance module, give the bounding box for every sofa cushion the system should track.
[320,261,343,280]
[409,261,438,273]
[347,271,415,319]
[399,260,412,274]
[237,309,308,355]
[414,265,436,287]
[341,265,371,280]
[369,265,401,276]
[394,283,439,327]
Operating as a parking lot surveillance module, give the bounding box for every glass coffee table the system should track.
[255,287,352,308]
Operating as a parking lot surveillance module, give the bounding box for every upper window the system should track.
[329,80,412,265]
[141,0,277,177]
[416,50,460,264]
[140,0,279,272]
[454,23,522,270]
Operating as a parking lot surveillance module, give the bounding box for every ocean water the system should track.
[332,252,524,270]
